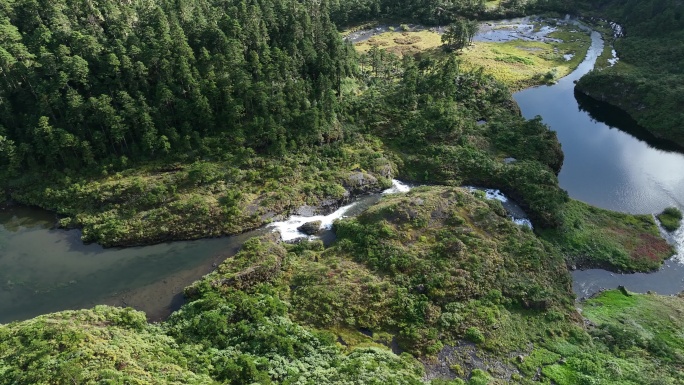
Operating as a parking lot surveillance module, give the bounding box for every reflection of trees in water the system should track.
[574,89,684,154]
[0,207,54,233]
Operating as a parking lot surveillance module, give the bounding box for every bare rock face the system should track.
[297,221,322,235]
[297,205,317,217]
[345,172,379,194]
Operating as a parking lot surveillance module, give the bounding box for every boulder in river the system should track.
[298,220,322,235]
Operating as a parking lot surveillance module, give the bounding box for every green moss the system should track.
[465,327,486,344]
[467,369,491,385]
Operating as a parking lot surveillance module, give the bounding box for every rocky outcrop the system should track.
[344,171,380,195]
[297,220,322,235]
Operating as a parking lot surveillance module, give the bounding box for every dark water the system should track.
[0,205,267,323]
[514,31,684,214]
[0,190,393,324]
[513,31,684,297]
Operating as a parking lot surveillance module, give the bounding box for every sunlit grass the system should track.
[354,30,443,56]
[459,24,592,90]
[351,21,593,90]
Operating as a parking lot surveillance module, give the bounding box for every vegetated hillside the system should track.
[0,0,672,267]
[0,0,574,247]
[1,190,682,384]
[574,0,684,147]
[0,0,391,246]
[0,0,351,176]
[327,0,571,26]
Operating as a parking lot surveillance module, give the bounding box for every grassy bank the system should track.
[657,207,683,232]
[353,29,443,56]
[351,18,593,90]
[6,139,394,247]
[2,189,683,384]
[539,200,674,272]
[460,22,592,90]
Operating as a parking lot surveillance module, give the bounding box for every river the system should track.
[0,180,537,324]
[0,181,413,324]
[2,20,684,324]
[0,204,270,324]
[513,29,684,298]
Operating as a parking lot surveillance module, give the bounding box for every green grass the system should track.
[459,23,591,90]
[657,207,682,232]
[350,20,592,91]
[516,290,684,384]
[539,200,674,272]
[354,30,443,57]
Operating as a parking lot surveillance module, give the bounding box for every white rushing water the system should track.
[607,49,619,66]
[267,201,360,242]
[674,227,684,264]
[269,181,534,242]
[382,179,412,194]
[660,220,684,265]
[269,179,412,241]
[466,187,533,229]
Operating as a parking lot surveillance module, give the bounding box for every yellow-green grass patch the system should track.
[459,24,591,90]
[354,30,443,57]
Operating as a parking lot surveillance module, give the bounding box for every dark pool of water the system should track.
[0,204,267,324]
[513,31,684,297]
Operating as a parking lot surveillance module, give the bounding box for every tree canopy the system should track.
[0,0,353,180]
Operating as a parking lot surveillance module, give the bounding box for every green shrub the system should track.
[657,207,682,232]
[468,369,491,385]
[465,327,485,344]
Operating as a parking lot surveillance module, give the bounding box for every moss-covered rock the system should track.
[298,220,323,235]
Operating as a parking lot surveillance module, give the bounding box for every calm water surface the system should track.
[0,205,266,323]
[514,32,684,214]
[514,31,684,297]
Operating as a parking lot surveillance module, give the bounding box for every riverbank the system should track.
[571,0,684,149]
[539,200,674,272]
[2,187,682,384]
[5,139,395,247]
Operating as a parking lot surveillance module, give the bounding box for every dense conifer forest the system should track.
[1,0,684,383]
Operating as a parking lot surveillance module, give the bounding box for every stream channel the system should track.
[2,18,684,324]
